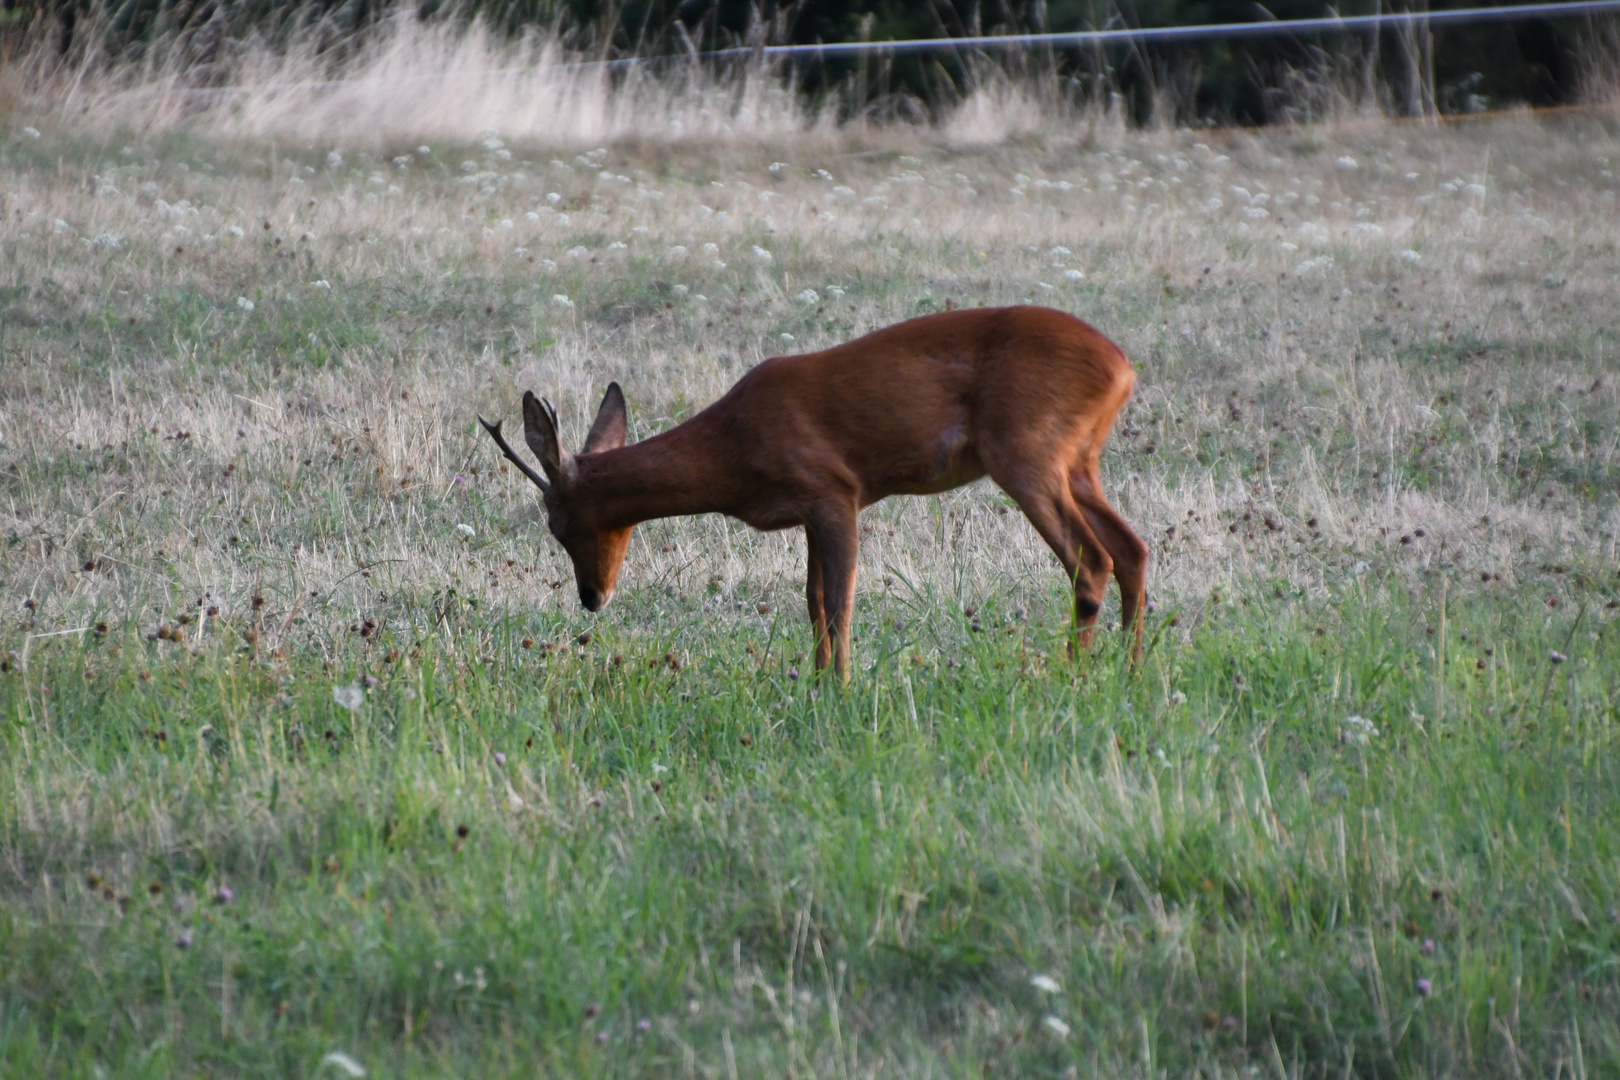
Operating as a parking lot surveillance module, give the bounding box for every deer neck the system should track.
[573,419,731,529]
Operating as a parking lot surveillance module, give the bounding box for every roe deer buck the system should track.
[479,306,1147,679]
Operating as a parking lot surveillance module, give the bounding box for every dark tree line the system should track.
[0,0,1602,123]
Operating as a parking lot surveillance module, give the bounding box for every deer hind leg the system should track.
[805,530,831,671]
[804,502,859,680]
[994,470,1114,652]
[1070,465,1149,662]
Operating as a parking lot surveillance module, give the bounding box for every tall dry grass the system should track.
[9,6,1619,148]
[20,11,830,148]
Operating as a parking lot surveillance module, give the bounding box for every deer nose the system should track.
[579,585,606,611]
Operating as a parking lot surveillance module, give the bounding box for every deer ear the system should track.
[522,391,575,489]
[582,382,628,455]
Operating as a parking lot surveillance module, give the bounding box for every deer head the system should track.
[479,383,630,611]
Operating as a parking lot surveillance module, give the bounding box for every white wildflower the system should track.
[1463,183,1487,198]
[456,523,476,538]
[552,294,573,308]
[498,219,514,230]
[565,246,588,259]
[526,211,540,221]
[779,333,795,343]
[673,284,689,296]
[538,260,556,272]
[1169,690,1187,706]
[1029,974,1061,994]
[236,297,255,312]
[326,151,344,170]
[1243,207,1270,220]
[1398,249,1422,263]
[1063,269,1085,282]
[607,240,627,250]
[1278,241,1298,252]
[333,685,365,712]
[1049,246,1071,258]
[826,285,845,298]
[752,246,773,263]
[546,192,562,204]
[91,233,121,249]
[226,225,245,238]
[417,145,431,156]
[693,294,707,303]
[320,1051,366,1077]
[311,280,332,290]
[1336,155,1359,169]
[1342,715,1379,745]
[1352,222,1382,236]
[1041,1015,1071,1039]
[668,245,688,256]
[23,126,41,138]
[794,289,819,305]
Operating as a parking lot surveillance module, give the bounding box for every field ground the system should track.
[1,106,1619,1077]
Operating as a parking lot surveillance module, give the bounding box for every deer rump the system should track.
[480,305,1148,678]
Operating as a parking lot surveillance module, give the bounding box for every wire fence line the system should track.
[714,0,1620,60]
[98,0,1620,101]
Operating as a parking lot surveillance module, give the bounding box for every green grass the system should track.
[3,582,1618,1077]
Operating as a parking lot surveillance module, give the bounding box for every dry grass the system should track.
[1,106,1617,641]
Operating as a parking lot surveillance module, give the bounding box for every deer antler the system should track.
[478,415,551,495]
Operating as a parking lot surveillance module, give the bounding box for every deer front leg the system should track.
[805,529,830,670]
[805,503,859,681]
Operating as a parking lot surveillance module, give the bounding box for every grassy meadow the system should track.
[1,97,1619,1077]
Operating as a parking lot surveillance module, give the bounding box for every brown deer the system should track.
[480,306,1147,679]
